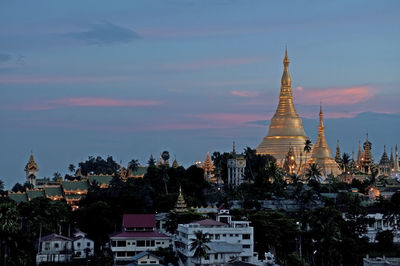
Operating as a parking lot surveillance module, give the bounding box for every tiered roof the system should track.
[175,187,187,213]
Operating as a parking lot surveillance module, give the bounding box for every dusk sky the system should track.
[1,0,399,188]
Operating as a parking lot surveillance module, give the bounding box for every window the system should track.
[127,251,135,256]
[77,242,81,247]
[214,254,218,260]
[222,234,226,237]
[116,251,126,257]
[140,262,147,264]
[205,255,210,260]
[156,242,161,245]
[111,241,117,247]
[242,234,250,240]
[230,234,233,237]
[243,245,251,249]
[87,242,91,247]
[137,240,145,247]
[117,241,126,247]
[215,234,220,240]
[235,234,239,237]
[54,243,59,249]
[150,261,157,263]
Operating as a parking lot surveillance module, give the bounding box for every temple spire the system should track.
[335,140,342,165]
[281,47,291,87]
[257,49,310,166]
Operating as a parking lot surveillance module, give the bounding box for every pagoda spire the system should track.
[395,145,400,172]
[256,49,310,165]
[306,105,341,177]
[335,140,342,166]
[390,147,394,169]
[356,140,363,168]
[175,186,188,213]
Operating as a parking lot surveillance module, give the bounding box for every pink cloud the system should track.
[295,86,374,105]
[231,90,260,97]
[192,113,266,127]
[11,97,161,110]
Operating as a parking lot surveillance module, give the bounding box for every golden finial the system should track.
[281,47,291,87]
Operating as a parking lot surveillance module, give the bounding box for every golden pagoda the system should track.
[25,152,39,187]
[304,105,341,177]
[256,48,310,165]
[203,151,215,179]
[175,186,188,213]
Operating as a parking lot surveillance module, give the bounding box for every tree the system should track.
[376,230,394,251]
[0,179,4,191]
[68,164,76,174]
[303,140,312,163]
[190,231,210,265]
[305,163,322,183]
[161,151,170,165]
[148,155,156,167]
[342,153,350,172]
[53,172,62,182]
[11,183,25,192]
[128,159,139,172]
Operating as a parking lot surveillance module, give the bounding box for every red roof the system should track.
[123,214,156,228]
[109,231,169,239]
[190,219,227,227]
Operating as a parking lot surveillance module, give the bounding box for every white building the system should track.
[36,234,73,263]
[126,251,162,265]
[227,155,246,187]
[363,212,400,243]
[109,214,171,264]
[175,208,255,265]
[72,230,94,259]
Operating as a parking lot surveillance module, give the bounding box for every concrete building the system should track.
[36,234,73,263]
[175,208,255,265]
[72,230,94,259]
[109,214,170,264]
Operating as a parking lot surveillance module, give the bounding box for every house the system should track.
[175,208,255,265]
[109,214,171,264]
[36,234,73,263]
[72,230,94,259]
[126,251,163,265]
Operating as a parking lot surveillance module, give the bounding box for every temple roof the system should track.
[379,146,390,165]
[123,214,156,228]
[27,189,45,200]
[25,153,39,172]
[62,180,89,191]
[88,175,113,185]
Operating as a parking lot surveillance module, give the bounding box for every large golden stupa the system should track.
[256,49,310,165]
[305,105,341,177]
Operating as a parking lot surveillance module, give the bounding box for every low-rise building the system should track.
[36,234,73,263]
[175,208,255,265]
[126,251,163,266]
[109,214,170,264]
[72,230,94,259]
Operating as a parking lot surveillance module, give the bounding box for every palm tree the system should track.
[342,153,350,172]
[68,164,76,174]
[190,231,210,265]
[161,150,170,165]
[305,163,322,183]
[303,140,312,163]
[128,159,139,172]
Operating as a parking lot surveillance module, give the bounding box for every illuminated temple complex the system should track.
[256,49,310,166]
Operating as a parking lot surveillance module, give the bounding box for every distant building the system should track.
[72,230,94,259]
[36,234,73,263]
[363,256,400,266]
[25,152,39,187]
[227,142,246,187]
[126,251,163,266]
[175,208,255,265]
[109,214,170,264]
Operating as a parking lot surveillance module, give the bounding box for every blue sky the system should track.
[0,0,399,187]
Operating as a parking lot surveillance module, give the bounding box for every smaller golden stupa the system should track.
[175,186,188,213]
[304,105,341,177]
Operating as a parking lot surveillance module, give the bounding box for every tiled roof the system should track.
[27,190,45,200]
[88,175,113,185]
[109,231,169,239]
[45,186,63,197]
[132,251,161,261]
[65,195,83,200]
[62,181,89,191]
[8,192,28,203]
[123,214,156,228]
[41,233,72,242]
[129,166,148,177]
[190,219,228,227]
